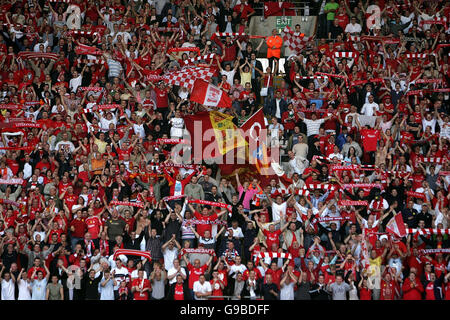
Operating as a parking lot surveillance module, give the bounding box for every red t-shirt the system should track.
[174,283,185,300]
[193,211,218,237]
[359,287,372,300]
[132,278,151,300]
[187,263,208,289]
[69,218,86,238]
[360,128,380,152]
[85,216,102,239]
[263,229,282,249]
[265,268,283,288]
[153,87,169,109]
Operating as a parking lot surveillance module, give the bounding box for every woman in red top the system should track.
[402,272,424,300]
[358,278,372,300]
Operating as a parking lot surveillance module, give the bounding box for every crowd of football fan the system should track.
[0,0,449,301]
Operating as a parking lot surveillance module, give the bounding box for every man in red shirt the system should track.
[182,255,213,290]
[359,125,381,163]
[85,208,102,243]
[402,271,424,300]
[149,81,169,118]
[263,261,283,289]
[188,203,227,237]
[131,269,151,300]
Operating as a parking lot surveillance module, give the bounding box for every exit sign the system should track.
[276,16,292,33]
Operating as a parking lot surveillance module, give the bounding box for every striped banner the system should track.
[406,229,450,235]
[113,249,151,261]
[334,51,357,58]
[18,52,59,61]
[110,201,145,208]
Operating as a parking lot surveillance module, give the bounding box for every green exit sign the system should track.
[276,16,292,33]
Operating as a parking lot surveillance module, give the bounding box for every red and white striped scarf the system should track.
[300,76,328,80]
[18,52,59,60]
[163,195,186,202]
[75,44,103,56]
[160,163,197,169]
[0,104,24,110]
[78,86,104,92]
[153,27,180,33]
[0,178,24,184]
[406,229,450,235]
[0,198,22,208]
[12,122,42,128]
[188,199,232,211]
[68,30,101,38]
[0,146,34,151]
[157,138,189,145]
[415,79,443,84]
[342,183,382,189]
[253,251,292,265]
[350,78,384,87]
[76,58,105,64]
[406,53,427,59]
[180,248,216,256]
[406,191,426,200]
[420,156,447,164]
[337,200,368,206]
[167,47,200,54]
[305,183,336,191]
[113,249,151,261]
[110,201,145,208]
[185,219,228,226]
[83,104,120,113]
[418,248,450,255]
[334,51,357,58]
[214,32,246,38]
[420,18,447,27]
[294,188,310,197]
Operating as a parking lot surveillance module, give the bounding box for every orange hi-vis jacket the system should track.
[266,35,283,58]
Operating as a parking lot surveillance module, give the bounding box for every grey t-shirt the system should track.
[328,282,351,300]
[151,275,166,300]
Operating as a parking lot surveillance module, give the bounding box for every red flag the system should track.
[190,79,231,108]
[386,214,407,238]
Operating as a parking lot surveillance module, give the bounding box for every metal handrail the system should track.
[205,295,262,300]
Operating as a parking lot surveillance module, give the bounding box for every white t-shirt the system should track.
[133,123,146,138]
[163,247,179,271]
[422,118,437,134]
[193,280,212,300]
[167,267,187,285]
[130,270,148,280]
[345,23,362,34]
[228,264,247,278]
[1,279,15,300]
[272,202,287,222]
[170,117,184,138]
[221,70,236,86]
[361,102,379,116]
[111,266,129,290]
[17,279,32,300]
